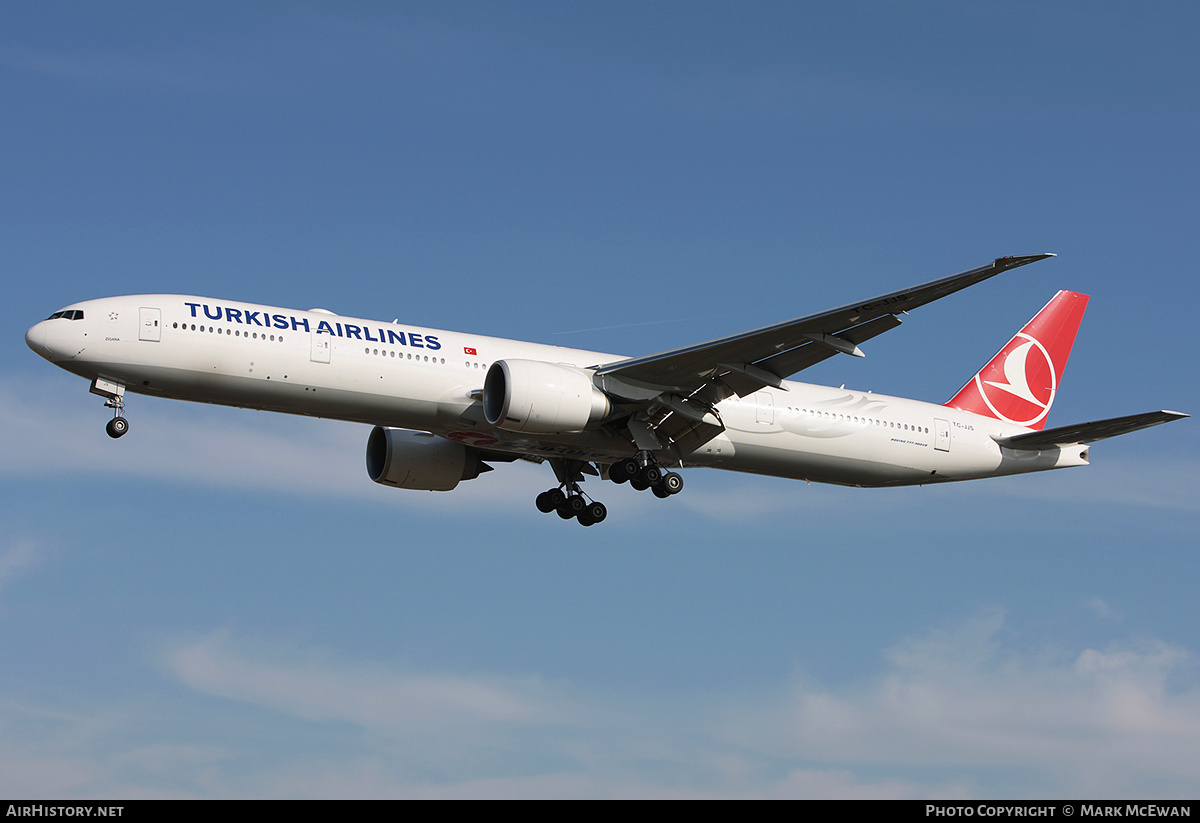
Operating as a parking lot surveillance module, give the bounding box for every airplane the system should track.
[25,254,1187,526]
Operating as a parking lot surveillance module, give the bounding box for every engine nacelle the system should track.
[482,359,611,434]
[366,427,485,492]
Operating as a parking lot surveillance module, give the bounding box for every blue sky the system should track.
[2,1,1198,798]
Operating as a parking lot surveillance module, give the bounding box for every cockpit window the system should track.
[46,310,84,320]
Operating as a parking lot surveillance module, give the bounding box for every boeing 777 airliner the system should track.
[25,254,1186,525]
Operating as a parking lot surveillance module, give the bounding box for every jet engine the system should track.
[482,359,612,434]
[366,427,488,491]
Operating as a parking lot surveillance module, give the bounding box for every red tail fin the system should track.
[945,290,1089,430]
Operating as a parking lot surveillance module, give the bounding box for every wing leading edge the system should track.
[594,254,1056,404]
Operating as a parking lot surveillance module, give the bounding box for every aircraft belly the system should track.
[78,359,441,428]
[712,421,1011,487]
[433,429,639,464]
[74,355,638,462]
[714,435,933,486]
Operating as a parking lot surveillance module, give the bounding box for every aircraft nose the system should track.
[25,321,49,358]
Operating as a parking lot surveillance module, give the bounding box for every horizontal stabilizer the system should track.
[994,410,1188,450]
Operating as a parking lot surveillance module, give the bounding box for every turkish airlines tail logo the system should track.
[945,290,1089,430]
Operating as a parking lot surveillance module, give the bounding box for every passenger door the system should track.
[934,418,951,452]
[138,307,161,342]
[311,333,331,363]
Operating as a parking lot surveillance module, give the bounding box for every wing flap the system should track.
[994,410,1188,450]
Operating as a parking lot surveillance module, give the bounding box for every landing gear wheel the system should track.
[538,467,611,525]
[585,501,606,524]
[537,488,566,514]
[577,500,607,526]
[652,484,671,499]
[106,416,129,439]
[640,466,662,486]
[557,493,586,520]
[662,472,684,495]
[611,458,639,484]
[630,478,648,492]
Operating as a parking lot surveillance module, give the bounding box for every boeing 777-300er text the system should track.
[25,254,1187,525]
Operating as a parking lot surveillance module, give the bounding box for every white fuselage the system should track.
[25,294,1088,488]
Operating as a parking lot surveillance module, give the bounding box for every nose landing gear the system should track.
[89,378,129,439]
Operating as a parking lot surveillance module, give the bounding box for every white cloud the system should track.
[742,610,1200,796]
[0,539,40,589]
[159,614,1200,797]
[163,631,566,733]
[4,612,1200,797]
[1086,597,1121,621]
[0,753,99,798]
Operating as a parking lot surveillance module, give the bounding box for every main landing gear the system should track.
[535,485,608,527]
[608,456,684,499]
[534,453,683,526]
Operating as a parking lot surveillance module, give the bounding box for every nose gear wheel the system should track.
[106,416,129,438]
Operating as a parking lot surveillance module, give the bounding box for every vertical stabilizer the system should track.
[945,290,1089,430]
